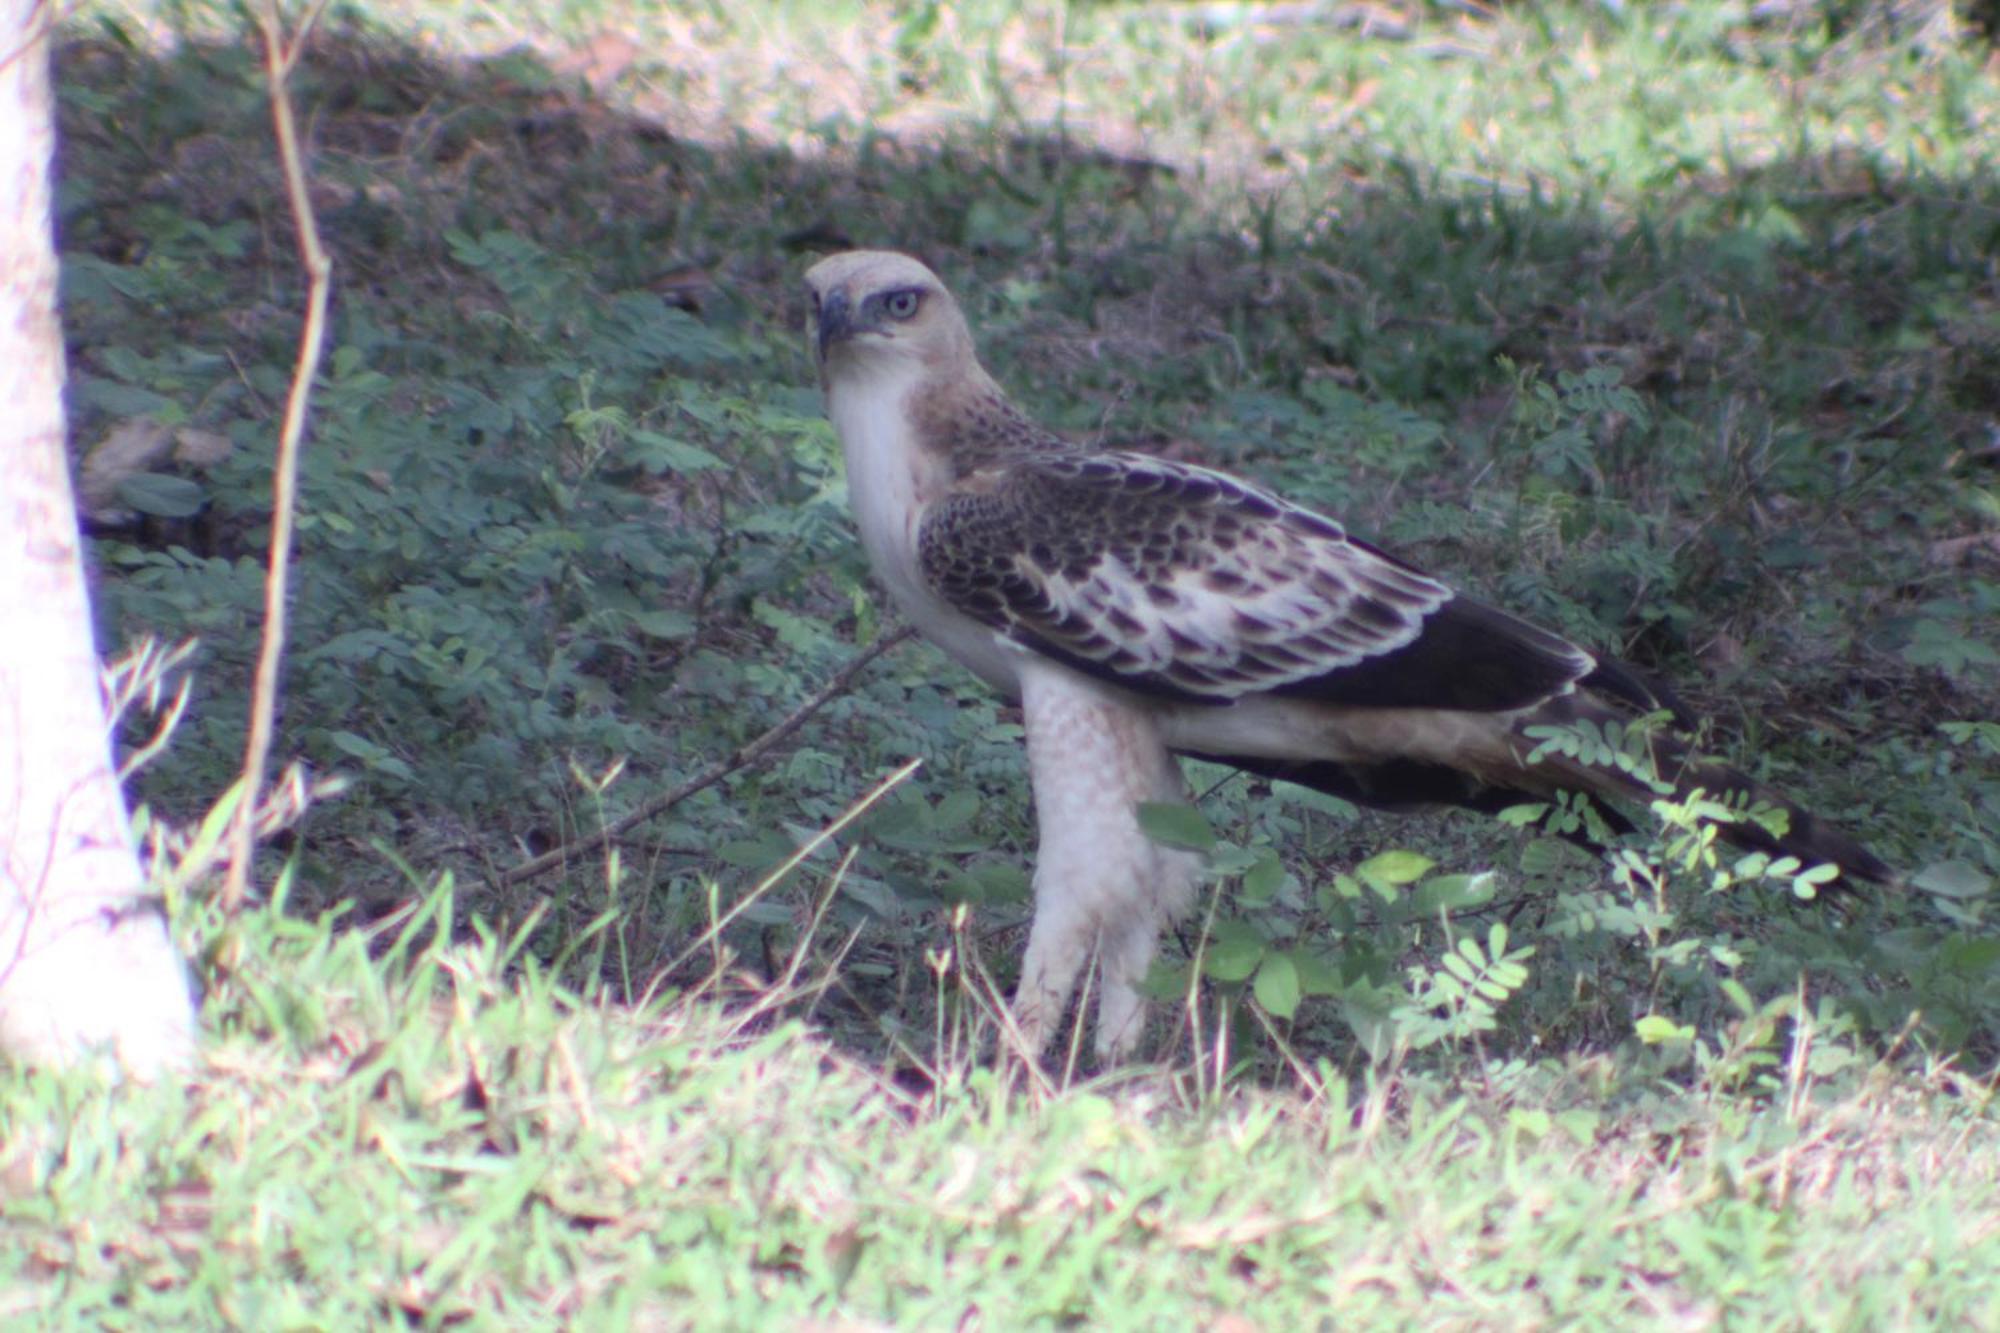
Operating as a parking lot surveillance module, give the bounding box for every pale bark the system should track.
[0,0,194,1074]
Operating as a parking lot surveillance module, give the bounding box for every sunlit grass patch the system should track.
[7,865,2000,1324]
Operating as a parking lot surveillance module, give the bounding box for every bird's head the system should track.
[804,250,977,391]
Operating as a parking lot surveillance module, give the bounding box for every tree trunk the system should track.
[0,0,194,1075]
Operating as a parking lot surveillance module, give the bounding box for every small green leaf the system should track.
[1277,785,1358,819]
[946,862,1029,904]
[116,471,205,518]
[326,730,380,760]
[1343,1006,1395,1063]
[1138,802,1215,853]
[715,836,791,870]
[1252,952,1302,1019]
[1940,721,2000,755]
[1508,1108,1552,1139]
[1413,871,1496,912]
[1292,950,1344,996]
[630,609,697,640]
[1913,861,1992,900]
[1357,849,1434,888]
[629,430,726,473]
[1209,844,1260,876]
[1635,1014,1695,1045]
[1555,1109,1600,1144]
[1241,853,1286,905]
[1202,933,1264,983]
[932,789,981,831]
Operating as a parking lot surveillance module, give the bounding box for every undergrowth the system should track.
[50,0,2000,1078]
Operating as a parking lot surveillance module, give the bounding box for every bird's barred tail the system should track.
[1525,706,1897,889]
[1208,709,1895,890]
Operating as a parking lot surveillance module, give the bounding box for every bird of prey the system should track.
[804,249,1891,1061]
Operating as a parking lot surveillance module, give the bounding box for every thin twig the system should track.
[649,756,924,991]
[498,625,917,887]
[223,0,334,912]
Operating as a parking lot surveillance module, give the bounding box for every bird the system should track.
[804,249,1893,1062]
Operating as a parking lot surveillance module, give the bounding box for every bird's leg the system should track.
[1095,797,1203,1061]
[1092,910,1163,1060]
[1013,858,1097,1058]
[1014,664,1201,1061]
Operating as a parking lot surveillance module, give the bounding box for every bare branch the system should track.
[224,2,334,912]
[500,626,917,887]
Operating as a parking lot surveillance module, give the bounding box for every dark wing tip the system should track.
[1583,657,1698,730]
[1274,595,1593,714]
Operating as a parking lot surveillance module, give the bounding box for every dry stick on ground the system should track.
[647,756,924,998]
[498,625,919,888]
[222,0,333,913]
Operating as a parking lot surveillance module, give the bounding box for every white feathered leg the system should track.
[1012,662,1202,1061]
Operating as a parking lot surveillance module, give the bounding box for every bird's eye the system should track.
[884,289,921,320]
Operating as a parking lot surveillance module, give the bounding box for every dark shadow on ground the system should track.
[52,19,2000,1062]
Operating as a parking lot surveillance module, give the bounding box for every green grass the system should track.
[11,0,2000,1320]
[6,885,1999,1326]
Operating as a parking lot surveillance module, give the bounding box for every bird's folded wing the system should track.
[917,451,1606,714]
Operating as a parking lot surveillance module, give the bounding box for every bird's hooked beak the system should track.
[814,289,854,362]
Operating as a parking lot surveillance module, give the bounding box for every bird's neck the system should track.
[824,360,953,592]
[904,369,1065,474]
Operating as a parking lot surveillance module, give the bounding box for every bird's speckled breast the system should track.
[827,373,1029,694]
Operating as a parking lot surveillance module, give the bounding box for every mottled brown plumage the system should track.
[920,448,1571,707]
